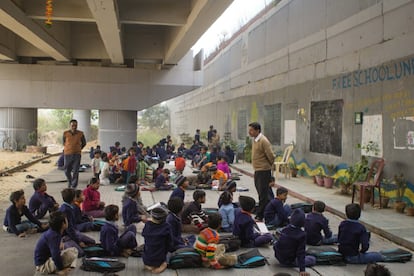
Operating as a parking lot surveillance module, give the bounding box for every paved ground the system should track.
[0,154,413,276]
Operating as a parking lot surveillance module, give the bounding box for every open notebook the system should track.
[255,222,269,234]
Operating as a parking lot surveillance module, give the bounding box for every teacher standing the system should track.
[63,119,86,188]
[248,122,275,221]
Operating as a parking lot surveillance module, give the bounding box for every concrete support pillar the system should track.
[73,110,91,141]
[98,110,137,153]
[0,107,37,150]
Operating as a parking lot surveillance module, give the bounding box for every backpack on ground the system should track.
[168,247,202,269]
[218,234,241,252]
[290,202,313,213]
[80,257,126,273]
[306,246,345,265]
[380,248,412,263]
[83,244,105,257]
[234,248,267,268]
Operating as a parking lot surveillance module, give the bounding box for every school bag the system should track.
[218,234,241,252]
[80,257,126,273]
[234,248,267,268]
[168,247,202,269]
[83,244,106,257]
[306,246,345,265]
[290,202,313,213]
[380,248,412,263]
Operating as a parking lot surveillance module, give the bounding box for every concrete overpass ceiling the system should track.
[0,0,233,69]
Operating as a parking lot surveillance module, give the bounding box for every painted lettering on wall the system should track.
[332,57,414,89]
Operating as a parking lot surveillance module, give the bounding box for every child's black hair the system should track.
[33,178,46,191]
[167,197,184,215]
[313,200,326,213]
[158,161,165,169]
[193,190,206,201]
[61,188,76,204]
[219,191,232,205]
[89,177,98,185]
[345,203,361,220]
[104,204,119,221]
[49,211,67,232]
[10,189,24,203]
[270,176,275,182]
[163,168,170,174]
[276,187,288,196]
[128,175,138,184]
[207,213,222,229]
[364,263,391,276]
[74,189,83,199]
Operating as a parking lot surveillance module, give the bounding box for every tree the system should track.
[140,104,169,129]
[51,109,74,129]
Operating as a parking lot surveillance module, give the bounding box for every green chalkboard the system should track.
[310,100,343,156]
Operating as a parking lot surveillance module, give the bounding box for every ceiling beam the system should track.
[86,0,123,64]
[0,44,15,60]
[0,0,69,61]
[24,0,94,22]
[164,0,234,65]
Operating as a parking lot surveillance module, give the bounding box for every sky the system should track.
[191,0,272,57]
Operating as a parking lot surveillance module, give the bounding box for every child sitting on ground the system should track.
[73,190,97,232]
[169,175,189,201]
[217,180,237,208]
[174,152,186,174]
[34,211,78,275]
[59,188,95,257]
[194,213,237,269]
[233,195,273,247]
[136,155,150,184]
[100,204,138,257]
[181,190,208,233]
[4,189,48,237]
[166,197,195,250]
[338,203,384,264]
[122,176,149,216]
[155,168,173,191]
[122,183,147,226]
[29,178,59,219]
[82,177,105,218]
[273,209,316,276]
[209,165,228,190]
[218,192,234,232]
[304,200,337,245]
[264,187,292,228]
[142,207,174,274]
[217,156,231,180]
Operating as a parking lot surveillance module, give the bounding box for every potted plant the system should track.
[323,164,336,188]
[290,162,298,177]
[315,167,325,186]
[379,178,392,208]
[406,202,414,216]
[394,173,407,213]
[342,156,369,198]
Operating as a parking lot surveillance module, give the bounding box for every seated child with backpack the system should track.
[100,204,138,257]
[142,207,174,274]
[166,197,196,251]
[34,211,78,275]
[59,188,96,257]
[194,213,237,269]
[122,183,148,226]
[3,189,48,237]
[233,196,273,247]
[169,175,189,201]
[29,178,59,219]
[304,200,337,245]
[155,169,173,191]
[181,190,208,233]
[338,203,384,264]
[82,177,106,218]
[273,209,316,276]
[73,190,98,232]
[218,192,234,232]
[264,187,292,228]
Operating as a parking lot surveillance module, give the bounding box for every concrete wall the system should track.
[167,0,414,183]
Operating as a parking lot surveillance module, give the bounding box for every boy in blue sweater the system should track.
[233,195,273,247]
[338,203,384,264]
[59,188,95,257]
[155,168,173,190]
[304,200,337,245]
[166,197,195,250]
[264,187,292,227]
[100,204,138,257]
[273,209,316,276]
[122,183,147,226]
[169,175,189,201]
[34,211,78,275]
[29,178,59,219]
[142,206,174,273]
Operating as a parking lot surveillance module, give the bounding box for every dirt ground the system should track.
[0,140,97,202]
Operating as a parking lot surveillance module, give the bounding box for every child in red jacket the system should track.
[82,178,105,218]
